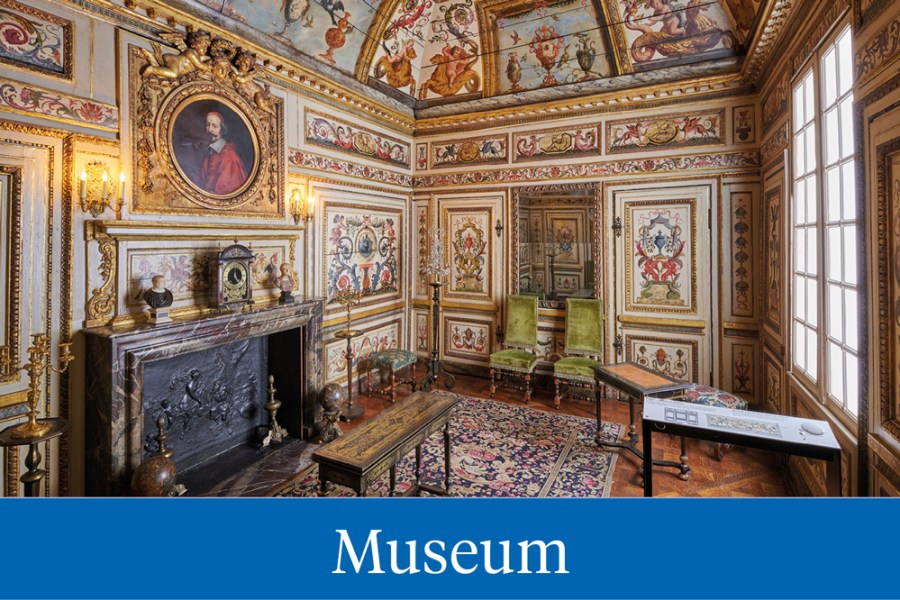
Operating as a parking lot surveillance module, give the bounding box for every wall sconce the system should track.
[79,161,124,217]
[495,219,503,238]
[290,187,314,225]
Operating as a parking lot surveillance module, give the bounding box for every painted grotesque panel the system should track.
[607,0,737,70]
[325,320,400,382]
[305,111,411,169]
[731,343,754,395]
[625,335,698,382]
[548,214,583,266]
[732,191,753,317]
[764,185,782,332]
[554,273,582,294]
[513,125,600,162]
[415,143,427,170]
[763,350,782,414]
[415,310,429,353]
[0,0,72,79]
[625,201,696,313]
[445,209,491,300]
[484,0,612,95]
[607,110,724,153]
[733,105,756,143]
[0,78,116,130]
[415,204,429,297]
[324,204,401,305]
[444,317,491,360]
[431,135,507,169]
[193,0,376,76]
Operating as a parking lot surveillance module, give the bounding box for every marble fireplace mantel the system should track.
[83,299,324,496]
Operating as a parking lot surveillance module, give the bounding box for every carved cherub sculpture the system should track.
[140,29,212,79]
[232,49,277,116]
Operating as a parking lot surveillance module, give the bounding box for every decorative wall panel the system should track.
[444,316,492,362]
[289,149,412,188]
[625,334,699,383]
[305,110,411,169]
[763,347,783,414]
[0,77,116,130]
[444,207,492,301]
[763,183,783,336]
[606,110,724,154]
[415,143,427,171]
[624,201,697,314]
[513,125,600,162]
[414,203,429,297]
[0,165,22,384]
[854,15,899,85]
[414,310,429,354]
[733,105,755,143]
[0,0,73,80]
[323,203,401,306]
[324,319,401,384]
[730,191,754,318]
[762,69,788,132]
[723,340,756,400]
[430,135,507,169]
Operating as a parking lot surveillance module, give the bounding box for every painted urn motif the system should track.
[506,52,522,92]
[575,34,596,81]
[529,25,563,88]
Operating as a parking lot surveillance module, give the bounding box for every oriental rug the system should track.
[271,393,621,497]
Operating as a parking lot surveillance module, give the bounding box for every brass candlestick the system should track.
[334,287,362,333]
[262,375,288,447]
[0,333,74,439]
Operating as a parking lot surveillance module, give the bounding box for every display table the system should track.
[593,362,691,479]
[312,391,460,497]
[642,396,842,496]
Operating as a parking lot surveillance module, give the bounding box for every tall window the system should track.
[791,24,858,418]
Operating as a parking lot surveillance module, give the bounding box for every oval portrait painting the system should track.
[169,95,258,198]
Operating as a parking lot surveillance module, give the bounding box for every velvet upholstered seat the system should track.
[553,298,604,409]
[489,295,539,402]
[366,348,417,403]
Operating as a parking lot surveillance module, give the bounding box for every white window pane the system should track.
[845,288,858,351]
[826,166,841,221]
[807,277,818,323]
[822,48,837,107]
[841,98,855,159]
[838,30,853,95]
[844,225,857,286]
[825,109,839,164]
[828,342,844,402]
[804,74,815,125]
[807,327,818,380]
[793,84,805,128]
[827,283,843,341]
[807,226,817,275]
[846,352,858,415]
[826,226,841,280]
[806,176,818,223]
[806,127,817,173]
[795,228,806,271]
[794,322,807,369]
[795,274,806,318]
[842,162,856,220]
[795,133,806,174]
[795,179,806,223]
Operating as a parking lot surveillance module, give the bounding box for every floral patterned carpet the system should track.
[271,393,622,497]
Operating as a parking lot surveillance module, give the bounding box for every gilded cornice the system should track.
[79,0,415,134]
[414,74,750,135]
[742,0,796,84]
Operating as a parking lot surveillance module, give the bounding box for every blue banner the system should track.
[1,498,895,599]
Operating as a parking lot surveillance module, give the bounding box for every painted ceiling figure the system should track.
[373,39,417,96]
[418,41,480,99]
[624,0,736,62]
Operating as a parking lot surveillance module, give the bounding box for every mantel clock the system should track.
[211,243,255,309]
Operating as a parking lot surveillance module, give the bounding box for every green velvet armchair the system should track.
[553,298,604,409]
[489,295,539,403]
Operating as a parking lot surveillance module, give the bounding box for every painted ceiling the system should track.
[180,0,766,117]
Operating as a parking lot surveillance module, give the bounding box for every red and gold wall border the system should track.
[289,149,412,188]
[0,77,117,131]
[606,109,725,154]
[512,125,600,163]
[304,110,411,170]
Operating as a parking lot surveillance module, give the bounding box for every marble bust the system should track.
[143,275,174,309]
[276,263,295,303]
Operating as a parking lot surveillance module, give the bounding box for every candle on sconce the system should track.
[101,171,108,201]
[79,170,87,200]
[118,172,125,202]
[307,193,315,220]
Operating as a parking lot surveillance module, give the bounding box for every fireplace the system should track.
[83,300,323,496]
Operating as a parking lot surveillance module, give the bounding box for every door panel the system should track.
[611,182,714,384]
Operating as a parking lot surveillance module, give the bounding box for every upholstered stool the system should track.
[367,349,417,403]
[678,384,749,460]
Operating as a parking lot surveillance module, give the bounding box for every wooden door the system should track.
[609,182,716,384]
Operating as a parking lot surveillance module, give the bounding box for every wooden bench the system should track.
[312,391,460,497]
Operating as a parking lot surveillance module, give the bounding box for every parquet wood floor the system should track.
[344,370,791,497]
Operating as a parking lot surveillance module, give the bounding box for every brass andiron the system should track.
[262,375,288,447]
[0,333,74,439]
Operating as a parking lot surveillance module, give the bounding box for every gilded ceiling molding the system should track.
[413,73,748,134]
[742,0,795,84]
[288,148,413,188]
[83,0,414,134]
[414,151,759,188]
[353,0,403,83]
[789,0,851,76]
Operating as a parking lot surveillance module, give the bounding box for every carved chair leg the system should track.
[411,363,417,392]
[390,369,397,403]
[554,377,561,409]
[489,368,496,398]
[367,365,373,397]
[679,436,690,481]
[524,373,531,404]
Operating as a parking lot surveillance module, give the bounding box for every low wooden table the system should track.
[593,362,691,480]
[312,391,460,497]
[642,396,842,496]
